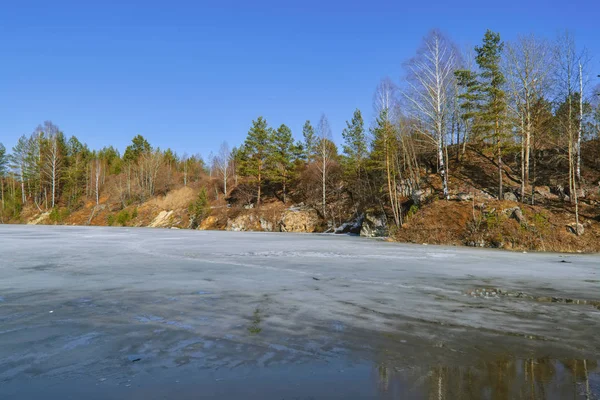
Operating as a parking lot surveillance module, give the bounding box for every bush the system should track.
[107,214,115,226]
[132,207,138,219]
[407,204,419,219]
[189,188,209,229]
[116,210,131,226]
[49,208,70,224]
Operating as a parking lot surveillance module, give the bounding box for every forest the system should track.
[1,29,599,251]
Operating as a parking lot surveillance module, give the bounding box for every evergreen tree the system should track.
[269,124,296,203]
[454,69,481,147]
[63,136,91,208]
[369,109,402,226]
[302,120,316,161]
[342,109,367,168]
[123,135,151,163]
[341,109,368,206]
[474,30,508,198]
[188,187,209,229]
[241,116,271,205]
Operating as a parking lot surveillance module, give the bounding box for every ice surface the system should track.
[0,225,599,398]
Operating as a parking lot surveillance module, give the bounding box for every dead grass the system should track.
[396,198,600,253]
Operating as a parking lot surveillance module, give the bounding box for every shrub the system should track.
[407,204,419,219]
[107,214,115,226]
[132,207,138,219]
[49,208,70,224]
[116,210,131,226]
[189,188,209,229]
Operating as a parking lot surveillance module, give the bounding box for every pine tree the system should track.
[474,30,508,199]
[341,109,368,206]
[342,109,367,169]
[269,124,296,203]
[454,69,481,151]
[369,109,402,226]
[302,120,316,161]
[241,116,271,206]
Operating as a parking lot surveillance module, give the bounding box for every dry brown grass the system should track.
[396,198,600,253]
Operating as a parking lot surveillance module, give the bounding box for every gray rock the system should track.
[411,189,425,205]
[503,192,518,202]
[566,222,584,235]
[259,217,274,232]
[335,214,364,235]
[456,192,473,202]
[360,213,388,238]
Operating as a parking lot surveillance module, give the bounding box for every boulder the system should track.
[360,213,388,238]
[279,207,319,233]
[502,206,526,224]
[503,192,518,202]
[566,222,584,235]
[551,185,568,201]
[534,186,558,200]
[335,214,364,235]
[456,192,473,202]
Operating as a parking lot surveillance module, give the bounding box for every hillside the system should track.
[11,142,600,253]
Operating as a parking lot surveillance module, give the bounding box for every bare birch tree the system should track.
[554,32,580,198]
[372,78,402,226]
[215,141,231,195]
[505,35,551,202]
[40,122,62,208]
[181,152,189,187]
[316,114,333,217]
[94,158,101,205]
[404,29,457,200]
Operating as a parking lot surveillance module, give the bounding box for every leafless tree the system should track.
[41,122,62,208]
[181,152,189,187]
[316,114,333,217]
[404,29,458,200]
[215,141,231,195]
[94,158,101,205]
[505,34,551,202]
[373,78,403,226]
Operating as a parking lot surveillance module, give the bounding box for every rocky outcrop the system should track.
[148,210,174,228]
[226,214,261,232]
[260,217,274,232]
[27,212,50,225]
[224,206,320,233]
[279,207,319,233]
[199,216,218,230]
[534,186,559,200]
[335,214,364,235]
[360,213,388,238]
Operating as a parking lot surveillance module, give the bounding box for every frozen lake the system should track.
[1,225,599,399]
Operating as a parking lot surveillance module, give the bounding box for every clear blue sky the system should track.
[1,0,599,159]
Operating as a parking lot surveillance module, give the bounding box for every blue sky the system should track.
[1,0,599,159]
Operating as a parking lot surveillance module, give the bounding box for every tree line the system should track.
[1,28,599,228]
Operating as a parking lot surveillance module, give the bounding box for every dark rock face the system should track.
[360,213,388,238]
[335,214,364,235]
